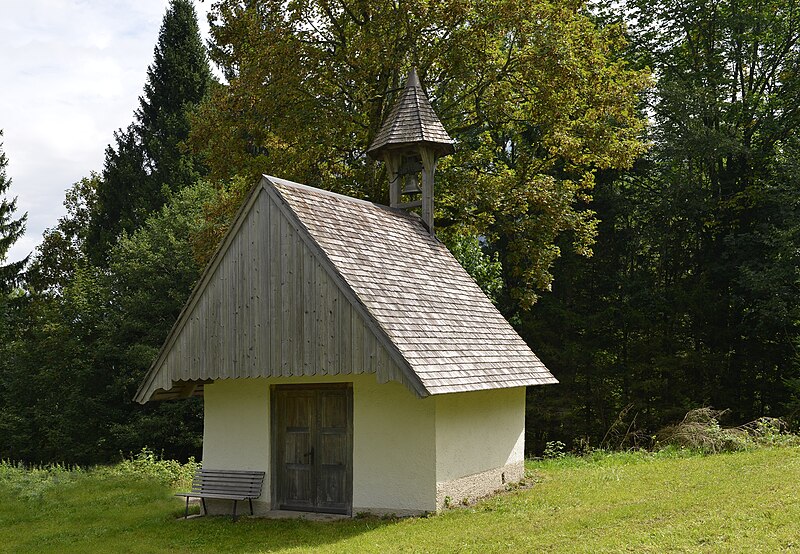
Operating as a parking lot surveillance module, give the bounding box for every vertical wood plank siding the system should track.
[147,189,405,398]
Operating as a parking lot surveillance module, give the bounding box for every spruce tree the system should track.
[89,125,149,266]
[88,0,211,265]
[0,129,28,291]
[137,0,211,199]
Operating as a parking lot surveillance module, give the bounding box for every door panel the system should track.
[273,385,352,514]
[317,390,350,511]
[280,391,314,508]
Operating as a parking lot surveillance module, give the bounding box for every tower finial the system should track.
[406,66,420,88]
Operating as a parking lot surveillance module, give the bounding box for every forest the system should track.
[0,0,798,464]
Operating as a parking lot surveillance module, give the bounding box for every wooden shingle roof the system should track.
[367,68,455,159]
[272,177,556,394]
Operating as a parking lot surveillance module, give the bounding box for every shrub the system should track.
[543,441,567,459]
[0,460,84,500]
[102,448,199,489]
[740,417,800,448]
[656,408,800,454]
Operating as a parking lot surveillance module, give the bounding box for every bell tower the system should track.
[367,68,455,235]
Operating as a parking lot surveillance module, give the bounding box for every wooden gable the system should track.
[135,181,423,403]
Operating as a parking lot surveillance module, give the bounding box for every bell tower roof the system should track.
[367,68,455,159]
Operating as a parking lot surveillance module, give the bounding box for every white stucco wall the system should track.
[351,377,436,515]
[202,378,271,515]
[203,378,270,472]
[434,387,526,509]
[202,375,437,515]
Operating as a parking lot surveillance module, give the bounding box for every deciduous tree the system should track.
[192,0,650,308]
[527,0,800,449]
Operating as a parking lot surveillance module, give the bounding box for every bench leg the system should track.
[185,497,190,519]
[232,500,238,522]
[249,498,254,516]
[201,497,207,516]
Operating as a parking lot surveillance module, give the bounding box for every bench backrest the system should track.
[190,469,265,498]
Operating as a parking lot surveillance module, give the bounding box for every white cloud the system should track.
[0,0,214,264]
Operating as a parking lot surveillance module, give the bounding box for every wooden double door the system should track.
[272,384,353,514]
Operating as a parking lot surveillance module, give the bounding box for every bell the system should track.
[398,154,423,194]
[403,174,421,194]
[398,155,423,174]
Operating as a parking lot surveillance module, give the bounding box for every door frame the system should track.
[270,383,353,515]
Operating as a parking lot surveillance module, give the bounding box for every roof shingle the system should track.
[270,176,556,395]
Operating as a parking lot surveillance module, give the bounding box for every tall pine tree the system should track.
[137,0,212,198]
[0,129,28,291]
[87,0,211,265]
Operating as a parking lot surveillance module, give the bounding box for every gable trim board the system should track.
[135,175,556,404]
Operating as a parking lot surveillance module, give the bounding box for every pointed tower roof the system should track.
[367,68,455,159]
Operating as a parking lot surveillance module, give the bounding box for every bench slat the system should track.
[199,469,264,472]
[197,470,264,479]
[195,475,264,483]
[192,483,261,489]
[190,480,262,488]
[191,477,262,485]
[176,493,254,500]
[190,488,260,495]
[192,476,262,484]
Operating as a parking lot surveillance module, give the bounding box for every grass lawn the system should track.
[1,447,799,553]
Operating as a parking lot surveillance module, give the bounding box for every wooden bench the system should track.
[176,468,265,521]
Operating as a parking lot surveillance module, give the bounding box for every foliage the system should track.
[655,408,751,454]
[26,175,98,292]
[0,451,199,501]
[5,0,800,472]
[137,0,212,195]
[440,231,504,304]
[655,408,800,454]
[192,0,650,309]
[542,440,566,459]
[0,129,28,291]
[525,0,800,450]
[0,182,216,464]
[0,264,112,463]
[102,448,199,489]
[87,126,150,266]
[2,3,215,464]
[86,0,211,265]
[2,448,800,552]
[100,181,218,460]
[188,174,252,267]
[0,461,84,501]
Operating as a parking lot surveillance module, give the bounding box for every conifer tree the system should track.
[88,0,211,265]
[89,126,149,266]
[137,0,211,199]
[526,0,800,448]
[0,129,28,291]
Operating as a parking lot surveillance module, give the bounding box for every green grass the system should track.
[2,447,799,553]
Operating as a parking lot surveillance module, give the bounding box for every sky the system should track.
[0,0,214,265]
